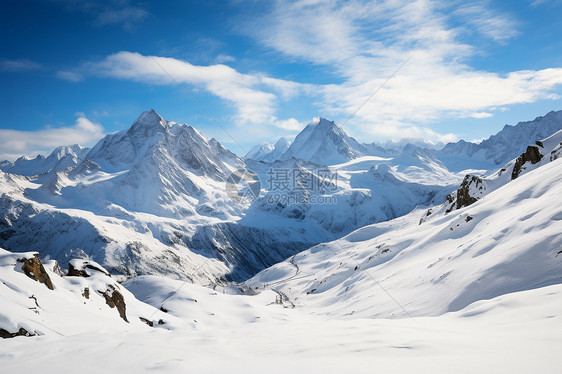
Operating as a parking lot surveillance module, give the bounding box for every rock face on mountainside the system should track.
[100,285,128,322]
[441,129,562,216]
[68,259,111,277]
[456,175,486,210]
[17,253,54,290]
[511,145,544,180]
[0,327,34,339]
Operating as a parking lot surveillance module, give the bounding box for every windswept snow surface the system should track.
[0,267,561,373]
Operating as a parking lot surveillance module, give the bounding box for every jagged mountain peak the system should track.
[127,109,170,137]
[0,144,89,177]
[274,136,290,148]
[245,142,275,160]
[306,117,347,138]
[245,137,292,162]
[85,110,243,178]
[280,117,365,165]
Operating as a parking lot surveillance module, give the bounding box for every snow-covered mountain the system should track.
[0,110,461,283]
[2,109,561,287]
[0,144,89,176]
[78,109,245,218]
[246,137,292,162]
[245,141,274,161]
[279,118,371,164]
[437,110,562,171]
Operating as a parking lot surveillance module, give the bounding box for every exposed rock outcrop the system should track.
[456,175,485,210]
[51,261,64,277]
[68,260,110,277]
[17,254,54,290]
[0,327,34,339]
[511,145,543,180]
[100,285,128,322]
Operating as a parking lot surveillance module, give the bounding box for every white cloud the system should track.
[0,113,104,161]
[56,70,84,82]
[274,118,306,131]
[88,51,310,127]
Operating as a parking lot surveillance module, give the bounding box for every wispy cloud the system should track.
[215,54,236,64]
[529,0,562,7]
[0,59,44,72]
[239,0,562,143]
[0,113,104,161]
[453,2,519,43]
[93,5,149,31]
[52,0,149,30]
[56,70,84,82]
[87,51,309,130]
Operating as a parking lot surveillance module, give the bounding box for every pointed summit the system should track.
[127,109,168,137]
[280,117,366,165]
[274,136,290,149]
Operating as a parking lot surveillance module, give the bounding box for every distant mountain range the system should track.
[1,109,561,284]
[436,110,562,170]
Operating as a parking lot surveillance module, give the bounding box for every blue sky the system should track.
[1,0,562,160]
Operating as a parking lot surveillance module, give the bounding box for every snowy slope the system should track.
[441,129,562,215]
[246,155,562,318]
[1,255,561,373]
[0,248,176,337]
